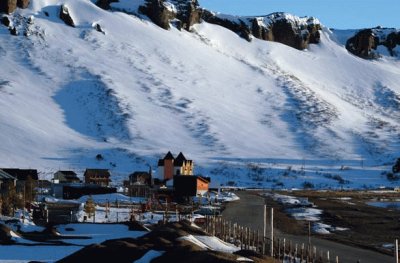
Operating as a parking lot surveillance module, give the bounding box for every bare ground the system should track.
[221,190,398,263]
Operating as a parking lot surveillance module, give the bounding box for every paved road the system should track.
[222,191,394,263]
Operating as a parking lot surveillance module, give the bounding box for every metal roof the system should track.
[0,169,16,180]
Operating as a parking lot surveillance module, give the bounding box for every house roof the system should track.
[0,169,16,180]
[130,171,151,177]
[1,168,38,180]
[84,169,110,178]
[56,170,77,176]
[164,151,174,160]
[174,152,186,166]
[197,176,210,184]
[158,151,175,166]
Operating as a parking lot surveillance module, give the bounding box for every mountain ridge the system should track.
[0,0,399,189]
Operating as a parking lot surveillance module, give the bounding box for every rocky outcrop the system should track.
[0,0,17,14]
[17,0,29,9]
[346,28,400,59]
[202,10,251,41]
[384,31,400,56]
[1,15,11,27]
[139,0,176,30]
[98,0,321,50]
[95,0,118,10]
[203,12,321,49]
[0,0,29,14]
[346,29,379,59]
[171,0,202,31]
[59,5,75,28]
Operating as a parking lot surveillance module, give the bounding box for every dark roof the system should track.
[174,152,186,166]
[0,170,16,180]
[197,176,210,184]
[56,170,77,176]
[130,171,151,177]
[1,168,38,180]
[56,170,79,180]
[164,151,174,160]
[158,151,175,166]
[84,169,110,178]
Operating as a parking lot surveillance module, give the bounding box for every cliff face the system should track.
[102,0,321,50]
[0,0,29,14]
[346,28,400,59]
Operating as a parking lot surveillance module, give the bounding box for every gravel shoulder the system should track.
[221,190,395,263]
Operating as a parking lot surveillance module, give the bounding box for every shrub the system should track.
[302,181,314,189]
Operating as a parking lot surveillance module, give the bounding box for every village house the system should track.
[53,170,80,184]
[123,169,153,197]
[173,175,210,199]
[157,152,194,181]
[84,169,111,186]
[156,152,209,201]
[0,168,38,197]
[0,169,16,193]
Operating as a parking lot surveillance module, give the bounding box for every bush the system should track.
[386,172,400,181]
[302,181,314,189]
[392,158,400,174]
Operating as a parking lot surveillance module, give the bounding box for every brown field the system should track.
[222,190,399,263]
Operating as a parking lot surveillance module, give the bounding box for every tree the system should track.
[1,181,17,216]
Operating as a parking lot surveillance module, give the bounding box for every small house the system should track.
[53,170,80,184]
[1,168,38,181]
[124,170,153,197]
[157,152,194,180]
[84,169,111,186]
[0,169,16,193]
[173,175,209,198]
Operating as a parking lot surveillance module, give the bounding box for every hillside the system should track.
[0,0,400,188]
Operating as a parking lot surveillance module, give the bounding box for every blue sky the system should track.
[199,0,400,29]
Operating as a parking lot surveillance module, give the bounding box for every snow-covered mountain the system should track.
[1,0,400,188]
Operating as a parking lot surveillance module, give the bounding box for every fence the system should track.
[202,214,365,263]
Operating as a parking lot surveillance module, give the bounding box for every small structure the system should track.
[53,170,80,184]
[0,168,38,202]
[128,170,152,185]
[1,168,38,181]
[173,176,210,198]
[157,152,194,180]
[124,169,153,197]
[0,169,16,193]
[52,184,117,199]
[84,169,111,186]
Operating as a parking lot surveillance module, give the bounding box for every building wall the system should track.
[164,159,174,180]
[54,172,66,182]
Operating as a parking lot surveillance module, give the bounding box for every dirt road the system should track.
[222,191,394,263]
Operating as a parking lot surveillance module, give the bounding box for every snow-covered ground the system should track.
[0,0,399,189]
[178,234,240,253]
[266,193,349,234]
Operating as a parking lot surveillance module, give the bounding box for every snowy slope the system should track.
[1,0,400,188]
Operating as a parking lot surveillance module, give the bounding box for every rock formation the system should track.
[59,4,75,28]
[0,0,17,14]
[346,27,400,59]
[0,0,29,14]
[17,0,29,9]
[139,0,177,30]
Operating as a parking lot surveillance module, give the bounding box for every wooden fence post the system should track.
[263,204,266,255]
[270,207,274,257]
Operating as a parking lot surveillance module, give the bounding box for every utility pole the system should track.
[396,239,398,263]
[270,207,274,257]
[263,204,266,255]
